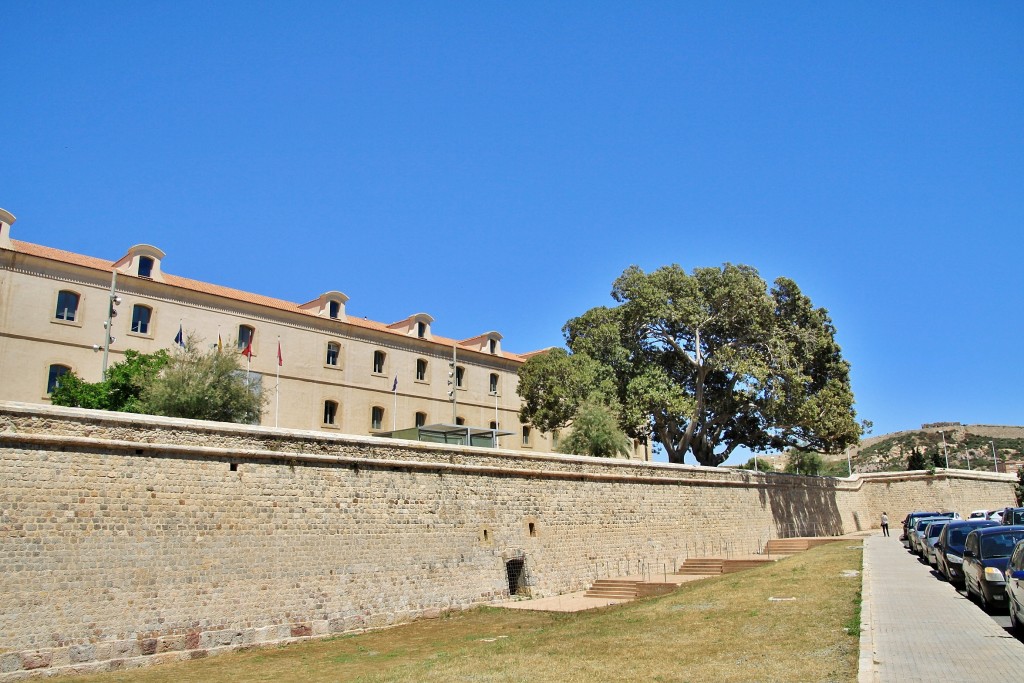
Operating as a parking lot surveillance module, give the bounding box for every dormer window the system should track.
[113,244,165,281]
[417,321,427,338]
[490,338,497,354]
[299,291,349,320]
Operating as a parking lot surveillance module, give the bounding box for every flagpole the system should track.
[275,337,280,428]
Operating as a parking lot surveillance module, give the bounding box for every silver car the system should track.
[922,520,950,566]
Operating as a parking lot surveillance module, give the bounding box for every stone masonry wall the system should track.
[0,402,1016,679]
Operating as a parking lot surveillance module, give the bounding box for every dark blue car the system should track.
[962,525,1024,612]
[935,519,999,584]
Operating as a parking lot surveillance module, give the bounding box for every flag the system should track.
[174,324,184,348]
[277,341,283,367]
[241,335,253,359]
[392,376,398,392]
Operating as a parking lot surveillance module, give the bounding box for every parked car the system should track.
[903,511,958,548]
[968,510,990,519]
[962,525,1024,612]
[911,516,952,556]
[922,520,951,566]
[999,507,1024,526]
[902,511,945,543]
[936,519,1000,584]
[1006,539,1024,633]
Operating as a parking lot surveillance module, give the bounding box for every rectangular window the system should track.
[323,400,338,425]
[455,366,465,388]
[416,358,428,381]
[238,325,255,351]
[522,426,531,446]
[326,342,340,366]
[131,305,152,334]
[417,321,426,338]
[373,350,386,374]
[371,406,384,430]
[47,364,71,394]
[456,416,465,425]
[489,373,499,394]
[138,256,154,278]
[329,300,341,319]
[55,290,79,321]
[415,411,427,428]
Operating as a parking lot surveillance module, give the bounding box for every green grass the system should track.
[74,542,863,683]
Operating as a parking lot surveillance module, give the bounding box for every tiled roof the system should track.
[9,239,530,362]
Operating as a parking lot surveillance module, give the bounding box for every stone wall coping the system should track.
[1,401,1013,489]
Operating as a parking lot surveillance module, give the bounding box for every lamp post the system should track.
[99,271,121,380]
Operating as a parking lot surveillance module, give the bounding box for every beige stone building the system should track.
[0,207,595,455]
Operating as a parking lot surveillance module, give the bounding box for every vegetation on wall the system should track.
[518,263,864,467]
[50,335,264,424]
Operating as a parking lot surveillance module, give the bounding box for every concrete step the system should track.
[764,537,845,555]
[722,559,775,573]
[676,559,725,575]
[584,579,640,599]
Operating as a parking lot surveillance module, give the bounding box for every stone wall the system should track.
[0,402,1016,679]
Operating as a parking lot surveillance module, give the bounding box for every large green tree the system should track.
[518,264,863,467]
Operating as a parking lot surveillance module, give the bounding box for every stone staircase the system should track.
[583,579,641,600]
[677,558,725,575]
[676,558,776,575]
[764,537,843,555]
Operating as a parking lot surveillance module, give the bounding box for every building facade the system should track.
[1,207,603,455]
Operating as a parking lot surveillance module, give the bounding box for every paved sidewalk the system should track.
[859,533,1024,682]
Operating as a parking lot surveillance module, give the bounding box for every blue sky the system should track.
[3,3,1022,463]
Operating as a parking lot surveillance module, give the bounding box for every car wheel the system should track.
[979,586,992,614]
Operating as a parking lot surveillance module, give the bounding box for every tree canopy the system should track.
[517,264,863,467]
[556,398,632,458]
[51,349,169,412]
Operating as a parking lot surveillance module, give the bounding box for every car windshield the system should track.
[980,532,1024,559]
[949,525,991,545]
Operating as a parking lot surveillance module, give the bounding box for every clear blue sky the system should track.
[4,3,1022,463]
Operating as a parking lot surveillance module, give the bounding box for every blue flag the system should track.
[174,324,184,348]
[392,376,398,392]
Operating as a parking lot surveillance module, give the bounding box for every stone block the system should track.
[1,653,22,674]
[156,635,185,653]
[19,651,52,670]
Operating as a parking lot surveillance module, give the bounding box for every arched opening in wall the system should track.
[505,558,527,596]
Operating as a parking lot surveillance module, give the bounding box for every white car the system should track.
[969,510,990,519]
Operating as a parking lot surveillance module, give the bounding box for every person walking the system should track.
[881,511,890,537]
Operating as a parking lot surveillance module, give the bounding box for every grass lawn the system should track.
[73,542,863,683]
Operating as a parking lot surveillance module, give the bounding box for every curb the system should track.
[857,534,876,683]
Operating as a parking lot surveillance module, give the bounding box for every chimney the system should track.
[0,208,15,250]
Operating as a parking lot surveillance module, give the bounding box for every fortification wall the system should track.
[0,402,1016,679]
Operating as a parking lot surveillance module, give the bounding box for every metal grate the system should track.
[505,558,526,596]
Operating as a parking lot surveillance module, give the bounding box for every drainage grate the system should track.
[505,558,526,596]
